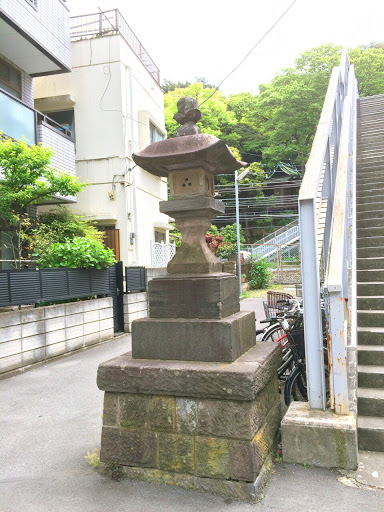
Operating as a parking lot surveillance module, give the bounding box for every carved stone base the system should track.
[97,343,282,501]
[132,310,256,362]
[148,273,239,319]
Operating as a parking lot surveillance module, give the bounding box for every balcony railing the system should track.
[70,9,160,85]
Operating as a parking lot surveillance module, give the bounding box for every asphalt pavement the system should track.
[1,298,383,512]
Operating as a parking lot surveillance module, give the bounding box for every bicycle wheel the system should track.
[284,364,307,406]
[260,323,287,344]
[261,324,293,379]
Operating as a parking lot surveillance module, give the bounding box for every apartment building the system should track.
[0,0,76,267]
[34,9,171,268]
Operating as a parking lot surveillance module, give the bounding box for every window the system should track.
[155,230,165,243]
[149,122,164,144]
[44,110,75,138]
[24,0,38,7]
[0,58,21,99]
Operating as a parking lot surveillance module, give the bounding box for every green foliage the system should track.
[0,137,85,230]
[37,207,103,242]
[220,223,245,245]
[35,237,116,269]
[248,257,270,289]
[28,207,103,260]
[349,45,384,97]
[169,222,182,248]
[162,76,216,94]
[85,449,100,469]
[164,82,238,146]
[0,136,86,267]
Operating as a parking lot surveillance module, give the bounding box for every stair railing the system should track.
[324,66,358,414]
[299,50,355,410]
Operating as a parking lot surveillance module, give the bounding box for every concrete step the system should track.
[358,311,384,328]
[358,345,384,364]
[357,162,384,172]
[356,236,384,248]
[357,182,384,194]
[358,416,384,452]
[357,227,384,239]
[357,217,384,229]
[358,365,384,387]
[358,388,384,417]
[358,327,384,345]
[357,210,384,222]
[357,202,384,213]
[357,282,384,295]
[356,194,384,206]
[357,269,384,282]
[357,170,384,181]
[358,296,384,310]
[357,257,384,270]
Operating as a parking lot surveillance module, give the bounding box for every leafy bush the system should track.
[248,257,270,289]
[35,237,116,269]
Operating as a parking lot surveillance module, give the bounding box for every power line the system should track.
[198,0,297,107]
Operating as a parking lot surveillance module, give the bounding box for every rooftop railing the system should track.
[70,9,161,85]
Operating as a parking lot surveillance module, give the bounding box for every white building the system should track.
[0,0,76,268]
[34,9,172,268]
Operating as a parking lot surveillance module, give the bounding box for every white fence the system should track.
[150,241,176,268]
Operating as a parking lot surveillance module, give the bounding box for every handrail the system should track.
[324,66,358,414]
[298,50,352,411]
[254,219,298,245]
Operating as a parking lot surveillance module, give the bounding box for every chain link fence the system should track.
[241,242,301,285]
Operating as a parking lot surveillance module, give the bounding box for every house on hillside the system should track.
[34,9,172,268]
[0,0,76,268]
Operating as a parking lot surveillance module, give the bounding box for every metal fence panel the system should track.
[126,267,146,293]
[0,267,111,307]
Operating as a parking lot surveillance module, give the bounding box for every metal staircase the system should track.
[243,219,300,260]
[356,95,384,453]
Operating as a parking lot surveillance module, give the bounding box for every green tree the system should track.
[349,45,384,97]
[164,82,239,146]
[29,206,103,261]
[0,136,85,266]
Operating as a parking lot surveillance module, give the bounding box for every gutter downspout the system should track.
[128,66,139,264]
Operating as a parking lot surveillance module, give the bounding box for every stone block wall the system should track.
[99,371,280,500]
[0,298,113,375]
[123,293,148,333]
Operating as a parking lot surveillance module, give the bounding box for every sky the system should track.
[66,0,384,95]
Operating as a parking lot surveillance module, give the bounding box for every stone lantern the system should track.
[133,96,245,275]
[96,98,282,501]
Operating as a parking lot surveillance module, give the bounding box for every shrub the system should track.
[35,237,116,269]
[248,257,270,289]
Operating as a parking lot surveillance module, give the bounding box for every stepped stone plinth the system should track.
[97,97,281,501]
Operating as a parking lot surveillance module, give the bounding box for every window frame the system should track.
[0,57,22,99]
[149,122,164,144]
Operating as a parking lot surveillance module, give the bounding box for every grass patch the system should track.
[85,448,100,468]
[240,285,284,299]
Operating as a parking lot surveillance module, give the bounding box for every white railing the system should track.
[70,10,160,84]
[242,220,300,260]
[299,50,357,412]
[324,67,358,414]
[150,241,176,268]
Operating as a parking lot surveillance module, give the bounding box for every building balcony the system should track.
[70,9,160,84]
[0,0,71,76]
[0,88,76,203]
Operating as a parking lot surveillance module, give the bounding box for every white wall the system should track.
[34,34,170,268]
[0,0,71,70]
